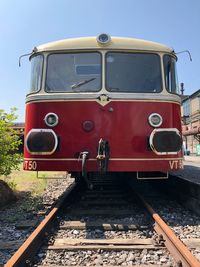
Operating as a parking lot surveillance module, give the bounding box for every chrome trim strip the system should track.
[24,157,183,161]
[26,93,181,104]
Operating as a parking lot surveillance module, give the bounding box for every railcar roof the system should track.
[36,36,174,53]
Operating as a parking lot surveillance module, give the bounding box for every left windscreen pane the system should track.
[45,52,101,93]
[29,55,43,93]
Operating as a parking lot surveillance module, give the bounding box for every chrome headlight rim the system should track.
[148,113,163,128]
[25,128,58,155]
[44,113,59,127]
[149,128,182,155]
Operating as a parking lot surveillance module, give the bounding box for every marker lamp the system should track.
[44,113,59,127]
[148,113,163,127]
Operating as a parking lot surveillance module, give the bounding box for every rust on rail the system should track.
[4,182,76,267]
[141,196,200,267]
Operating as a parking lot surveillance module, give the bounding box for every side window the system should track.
[30,55,43,93]
[183,99,190,116]
[163,55,179,94]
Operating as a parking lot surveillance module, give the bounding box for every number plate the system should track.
[23,160,37,170]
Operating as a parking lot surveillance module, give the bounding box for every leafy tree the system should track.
[0,108,22,176]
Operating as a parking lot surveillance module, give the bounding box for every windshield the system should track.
[46,52,101,92]
[106,52,162,93]
[163,55,179,94]
[30,55,43,93]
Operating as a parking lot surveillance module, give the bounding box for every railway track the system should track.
[4,174,200,267]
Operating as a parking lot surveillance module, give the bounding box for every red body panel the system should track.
[24,100,183,172]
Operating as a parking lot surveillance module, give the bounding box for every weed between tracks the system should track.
[0,163,66,222]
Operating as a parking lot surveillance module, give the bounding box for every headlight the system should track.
[148,113,163,127]
[44,113,59,127]
[25,129,58,155]
[97,33,111,45]
[149,128,182,154]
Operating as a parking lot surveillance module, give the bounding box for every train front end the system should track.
[24,34,183,179]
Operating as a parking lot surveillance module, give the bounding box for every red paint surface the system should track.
[24,100,182,171]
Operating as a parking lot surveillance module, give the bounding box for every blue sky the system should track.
[1,0,200,121]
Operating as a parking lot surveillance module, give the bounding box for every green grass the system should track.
[1,164,67,196]
[1,164,47,196]
[0,164,68,223]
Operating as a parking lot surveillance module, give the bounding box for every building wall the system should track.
[191,97,200,116]
[182,91,200,154]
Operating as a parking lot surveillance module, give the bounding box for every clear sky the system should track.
[1,0,200,122]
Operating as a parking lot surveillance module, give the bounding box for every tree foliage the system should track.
[0,108,22,176]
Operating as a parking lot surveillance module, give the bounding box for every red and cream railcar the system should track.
[24,34,183,179]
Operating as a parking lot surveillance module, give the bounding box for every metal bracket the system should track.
[96,138,110,173]
[37,171,68,179]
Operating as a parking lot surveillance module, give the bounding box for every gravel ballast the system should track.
[0,176,74,266]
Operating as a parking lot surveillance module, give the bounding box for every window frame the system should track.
[163,54,179,95]
[105,51,163,93]
[182,99,191,117]
[45,51,102,93]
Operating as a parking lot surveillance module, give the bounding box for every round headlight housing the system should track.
[44,113,59,127]
[97,33,111,45]
[148,113,163,127]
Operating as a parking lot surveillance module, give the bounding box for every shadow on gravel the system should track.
[0,180,17,208]
[131,175,200,228]
[0,190,43,223]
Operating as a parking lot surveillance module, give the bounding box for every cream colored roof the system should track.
[36,36,173,53]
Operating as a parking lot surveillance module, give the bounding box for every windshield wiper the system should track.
[71,78,96,89]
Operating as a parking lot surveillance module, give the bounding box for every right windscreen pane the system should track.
[163,55,179,94]
[106,52,162,93]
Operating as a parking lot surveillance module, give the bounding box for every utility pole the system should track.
[180,82,184,95]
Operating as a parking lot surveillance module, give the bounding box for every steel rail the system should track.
[140,195,200,267]
[4,182,77,267]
